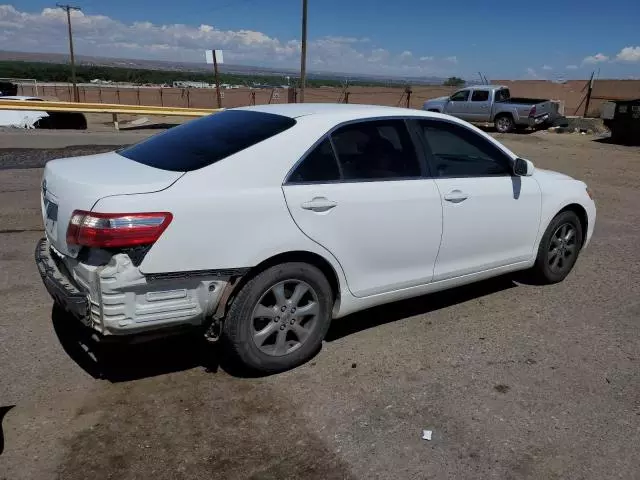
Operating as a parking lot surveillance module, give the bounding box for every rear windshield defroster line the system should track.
[119,110,297,172]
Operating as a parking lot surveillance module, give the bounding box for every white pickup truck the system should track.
[423,85,558,133]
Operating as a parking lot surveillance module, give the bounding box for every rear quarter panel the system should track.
[91,115,349,284]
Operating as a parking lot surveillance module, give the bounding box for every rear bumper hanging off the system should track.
[34,238,234,337]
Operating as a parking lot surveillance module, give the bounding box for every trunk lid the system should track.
[41,151,183,257]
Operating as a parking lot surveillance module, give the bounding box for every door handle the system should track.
[443,190,469,203]
[301,197,337,212]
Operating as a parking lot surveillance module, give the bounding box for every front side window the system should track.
[330,120,421,181]
[471,90,490,102]
[419,120,511,178]
[450,90,470,102]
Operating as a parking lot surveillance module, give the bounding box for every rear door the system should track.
[416,119,541,281]
[283,119,443,297]
[467,88,492,122]
[444,90,471,120]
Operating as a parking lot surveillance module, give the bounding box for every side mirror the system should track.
[514,158,534,176]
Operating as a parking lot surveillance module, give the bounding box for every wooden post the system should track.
[405,86,412,108]
[159,88,164,107]
[137,87,141,105]
[98,87,102,103]
[112,113,119,131]
[584,72,594,117]
[213,50,222,108]
[344,91,350,104]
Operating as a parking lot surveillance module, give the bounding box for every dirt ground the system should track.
[0,130,639,479]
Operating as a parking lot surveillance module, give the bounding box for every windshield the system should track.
[495,88,511,102]
[119,110,296,172]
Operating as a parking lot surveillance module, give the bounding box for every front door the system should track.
[444,90,471,120]
[283,119,443,297]
[417,119,541,281]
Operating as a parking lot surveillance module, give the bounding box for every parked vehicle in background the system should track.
[423,85,558,133]
[35,104,595,374]
[0,96,87,129]
[601,98,640,144]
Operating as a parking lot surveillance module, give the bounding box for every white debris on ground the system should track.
[0,110,48,128]
[422,429,433,441]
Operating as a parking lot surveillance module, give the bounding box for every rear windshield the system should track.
[495,88,511,102]
[119,110,296,172]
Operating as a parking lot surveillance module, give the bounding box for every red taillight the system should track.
[528,105,537,117]
[66,211,173,248]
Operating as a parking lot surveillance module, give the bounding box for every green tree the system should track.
[443,76,465,87]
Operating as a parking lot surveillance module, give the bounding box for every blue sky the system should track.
[4,1,640,79]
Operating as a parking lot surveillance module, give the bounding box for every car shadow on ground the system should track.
[326,274,517,341]
[52,275,519,382]
[477,125,538,135]
[594,136,640,147]
[120,122,182,131]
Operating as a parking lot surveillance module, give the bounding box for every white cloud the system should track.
[566,64,578,70]
[0,4,460,76]
[582,53,609,64]
[542,65,552,70]
[616,46,640,62]
[526,67,540,79]
[420,56,434,61]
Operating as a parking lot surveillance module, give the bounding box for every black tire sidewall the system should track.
[495,115,514,133]
[534,211,583,283]
[223,262,333,373]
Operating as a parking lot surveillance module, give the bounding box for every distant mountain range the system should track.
[0,50,448,85]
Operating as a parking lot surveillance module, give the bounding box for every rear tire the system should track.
[495,114,515,133]
[222,262,333,374]
[530,211,583,284]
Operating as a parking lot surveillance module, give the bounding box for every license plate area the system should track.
[43,193,59,240]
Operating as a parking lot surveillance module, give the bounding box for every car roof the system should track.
[233,103,439,120]
[463,85,507,90]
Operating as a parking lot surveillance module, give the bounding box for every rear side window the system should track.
[471,90,489,101]
[288,138,340,183]
[331,120,421,181]
[119,110,296,172]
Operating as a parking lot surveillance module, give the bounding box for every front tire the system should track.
[531,211,583,284]
[222,262,333,374]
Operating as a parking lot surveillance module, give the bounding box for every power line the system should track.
[56,3,81,102]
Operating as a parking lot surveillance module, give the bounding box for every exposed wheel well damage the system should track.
[220,251,342,320]
[558,203,588,247]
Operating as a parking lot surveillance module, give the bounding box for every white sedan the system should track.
[35,104,596,373]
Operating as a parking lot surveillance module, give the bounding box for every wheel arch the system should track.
[557,203,588,247]
[222,250,343,320]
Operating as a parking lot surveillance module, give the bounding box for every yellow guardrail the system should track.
[0,99,221,130]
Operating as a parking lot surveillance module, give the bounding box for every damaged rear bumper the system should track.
[35,238,236,337]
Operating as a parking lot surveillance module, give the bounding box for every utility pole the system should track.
[299,0,308,102]
[213,50,222,108]
[57,3,81,102]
